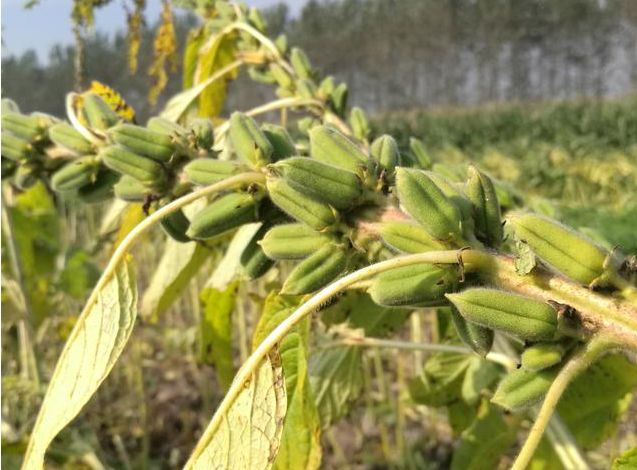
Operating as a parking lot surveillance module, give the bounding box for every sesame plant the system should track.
[2,1,637,469]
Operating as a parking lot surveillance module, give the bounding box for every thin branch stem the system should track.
[510,337,612,470]
[185,249,493,467]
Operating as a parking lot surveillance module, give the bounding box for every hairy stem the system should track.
[510,336,612,470]
[185,249,493,467]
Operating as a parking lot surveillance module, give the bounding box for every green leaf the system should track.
[514,238,536,275]
[309,346,364,428]
[447,400,478,435]
[185,351,287,470]
[557,354,637,449]
[450,400,518,470]
[252,293,321,470]
[461,357,501,406]
[140,239,209,322]
[613,447,637,470]
[199,282,239,390]
[22,258,137,468]
[410,352,472,407]
[58,249,101,299]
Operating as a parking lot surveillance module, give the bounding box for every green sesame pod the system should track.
[262,123,296,161]
[1,132,33,161]
[31,112,59,128]
[186,192,258,240]
[77,170,119,203]
[377,221,448,253]
[271,157,362,210]
[229,112,274,166]
[395,167,463,241]
[48,122,94,155]
[2,112,43,141]
[409,137,432,169]
[349,107,369,141]
[368,264,457,307]
[108,124,175,163]
[274,34,288,55]
[240,224,275,279]
[370,134,399,176]
[160,208,191,243]
[269,63,294,90]
[183,159,244,186]
[99,145,166,186]
[290,47,313,80]
[508,212,608,285]
[424,171,474,232]
[318,76,335,98]
[248,7,267,32]
[2,98,20,114]
[330,83,348,115]
[491,367,558,411]
[189,118,214,150]
[309,125,367,173]
[449,305,494,356]
[248,66,276,85]
[147,116,187,137]
[296,79,318,99]
[50,156,99,192]
[281,244,347,295]
[266,176,336,231]
[446,288,558,341]
[466,165,503,248]
[82,93,120,130]
[521,343,564,371]
[260,223,331,260]
[113,175,152,202]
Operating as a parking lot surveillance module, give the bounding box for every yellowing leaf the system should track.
[112,204,146,252]
[140,239,209,322]
[22,258,137,468]
[186,351,286,470]
[183,26,206,90]
[199,282,239,390]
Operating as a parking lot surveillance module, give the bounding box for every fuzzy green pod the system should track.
[147,117,187,137]
[50,156,99,192]
[521,343,565,371]
[449,305,494,356]
[260,223,331,260]
[281,244,347,295]
[269,63,294,90]
[370,134,399,176]
[229,112,274,166]
[99,145,166,186]
[508,212,608,285]
[240,225,275,279]
[309,125,368,174]
[186,192,258,240]
[113,175,152,201]
[270,157,362,210]
[1,132,33,161]
[189,118,214,150]
[377,221,447,253]
[424,171,474,233]
[82,93,120,130]
[349,107,370,141]
[160,208,191,243]
[368,264,457,307]
[48,122,94,155]
[492,367,558,411]
[183,159,244,186]
[446,288,558,341]
[466,166,503,247]
[330,83,348,115]
[296,79,318,99]
[290,47,313,80]
[409,138,432,169]
[2,112,43,141]
[266,176,336,231]
[262,123,296,161]
[109,124,175,163]
[395,167,463,241]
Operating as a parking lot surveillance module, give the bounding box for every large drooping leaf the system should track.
[309,346,364,428]
[183,26,206,89]
[140,239,209,322]
[199,282,239,390]
[22,258,137,468]
[252,293,322,470]
[184,351,287,470]
[450,400,518,470]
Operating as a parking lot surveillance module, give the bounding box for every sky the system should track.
[1,0,305,62]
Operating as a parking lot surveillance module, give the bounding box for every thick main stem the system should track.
[184,249,492,467]
[510,337,611,470]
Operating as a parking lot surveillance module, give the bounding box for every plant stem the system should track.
[185,249,493,467]
[510,336,612,470]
